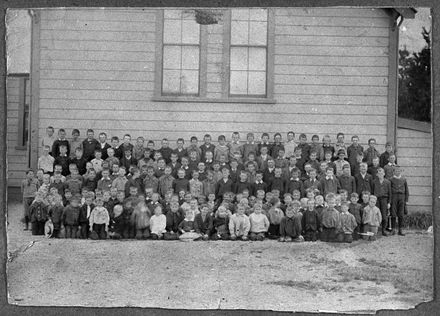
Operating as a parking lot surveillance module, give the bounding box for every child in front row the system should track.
[279,201,303,242]
[249,203,270,241]
[89,196,110,240]
[150,205,167,240]
[337,202,357,243]
[229,204,250,241]
[362,195,382,241]
[320,194,341,242]
[301,199,319,241]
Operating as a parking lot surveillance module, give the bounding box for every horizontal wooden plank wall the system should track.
[397,124,432,213]
[7,77,29,187]
[36,7,391,154]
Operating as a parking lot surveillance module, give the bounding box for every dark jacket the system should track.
[63,205,81,226]
[194,212,214,235]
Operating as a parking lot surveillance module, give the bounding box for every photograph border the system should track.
[0,0,438,315]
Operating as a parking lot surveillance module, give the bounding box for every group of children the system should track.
[20,128,409,242]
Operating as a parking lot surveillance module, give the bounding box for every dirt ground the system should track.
[6,201,433,312]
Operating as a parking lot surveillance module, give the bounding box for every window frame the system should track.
[153,8,275,104]
[12,74,30,150]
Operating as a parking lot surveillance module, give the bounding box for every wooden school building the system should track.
[6,7,432,212]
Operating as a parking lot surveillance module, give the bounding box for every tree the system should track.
[398,27,431,122]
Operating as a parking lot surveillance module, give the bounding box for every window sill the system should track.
[15,146,27,151]
[152,96,276,104]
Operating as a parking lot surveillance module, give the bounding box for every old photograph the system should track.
[5,5,433,312]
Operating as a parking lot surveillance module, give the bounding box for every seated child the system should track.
[337,202,357,243]
[229,204,250,241]
[302,199,319,241]
[362,195,382,241]
[194,204,214,240]
[29,192,49,236]
[109,204,125,239]
[249,203,270,241]
[267,198,284,239]
[63,194,81,238]
[319,194,341,242]
[123,196,137,239]
[131,197,151,240]
[150,205,167,239]
[279,201,303,242]
[89,196,110,240]
[165,202,184,240]
[178,209,200,241]
[211,206,230,240]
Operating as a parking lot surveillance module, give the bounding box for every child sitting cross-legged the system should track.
[150,205,167,240]
[211,206,230,240]
[301,199,319,242]
[178,209,201,241]
[249,203,270,241]
[194,204,214,241]
[279,200,303,242]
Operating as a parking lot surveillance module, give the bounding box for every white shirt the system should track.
[150,214,167,234]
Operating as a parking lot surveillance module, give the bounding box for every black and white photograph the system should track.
[2,2,436,314]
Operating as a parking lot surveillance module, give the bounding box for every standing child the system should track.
[38,145,55,175]
[79,192,94,239]
[337,202,357,243]
[165,202,185,240]
[150,205,167,239]
[348,193,362,240]
[249,203,270,241]
[42,126,56,156]
[109,204,125,239]
[301,199,319,241]
[319,194,341,242]
[390,166,409,236]
[380,142,396,168]
[362,195,382,241]
[89,196,110,240]
[372,168,392,236]
[29,192,49,235]
[63,194,81,238]
[21,169,39,230]
[214,135,230,163]
[189,170,204,198]
[48,194,64,238]
[279,202,303,242]
[69,129,83,159]
[228,132,241,162]
[347,135,364,175]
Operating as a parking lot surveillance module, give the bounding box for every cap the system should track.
[338,149,345,155]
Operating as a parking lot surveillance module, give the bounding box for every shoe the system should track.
[278,237,285,242]
[398,230,405,236]
[391,229,397,235]
[242,236,248,241]
[285,237,292,242]
[382,230,388,237]
[293,236,304,242]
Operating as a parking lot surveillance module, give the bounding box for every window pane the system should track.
[164,10,181,19]
[182,20,200,44]
[231,21,249,45]
[163,20,182,44]
[230,47,248,71]
[248,71,266,95]
[248,48,266,71]
[231,9,249,21]
[249,21,267,45]
[182,46,199,70]
[230,71,248,95]
[163,46,182,69]
[249,9,267,21]
[181,70,199,94]
[162,69,181,94]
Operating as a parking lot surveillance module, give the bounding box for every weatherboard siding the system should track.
[36,7,390,152]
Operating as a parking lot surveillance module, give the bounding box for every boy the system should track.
[347,135,364,175]
[320,193,341,242]
[186,136,201,160]
[165,202,184,240]
[249,203,270,241]
[228,132,241,162]
[173,138,187,163]
[348,193,362,240]
[154,157,167,178]
[297,134,311,161]
[120,148,138,172]
[89,196,110,240]
[234,171,252,195]
[355,162,373,197]
[270,133,284,159]
[310,135,324,161]
[82,129,100,161]
[390,166,409,236]
[110,136,123,160]
[279,201,303,242]
[367,157,380,180]
[318,167,341,197]
[362,195,382,241]
[105,147,120,171]
[384,153,397,180]
[380,142,395,168]
[274,149,288,169]
[70,148,87,175]
[286,168,304,197]
[333,132,347,159]
[189,170,204,198]
[202,170,217,197]
[229,204,250,240]
[158,166,175,198]
[96,169,113,193]
[98,132,111,160]
[301,199,319,241]
[372,168,391,236]
[200,134,216,161]
[337,202,357,243]
[257,133,271,155]
[38,145,55,175]
[132,198,151,239]
[91,149,104,174]
[42,126,56,156]
[267,198,284,239]
[363,138,380,167]
[112,166,128,193]
[29,192,49,235]
[121,134,134,155]
[63,194,81,238]
[321,135,335,159]
[334,149,350,177]
[79,192,94,239]
[173,169,190,194]
[143,166,159,193]
[159,138,173,164]
[69,129,82,159]
[338,164,356,195]
[133,136,146,161]
[64,166,83,195]
[215,168,233,200]
[284,131,296,159]
[214,135,230,163]
[54,145,70,176]
[269,167,286,196]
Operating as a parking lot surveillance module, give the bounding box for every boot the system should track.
[398,229,405,236]
[23,223,29,231]
[382,229,388,237]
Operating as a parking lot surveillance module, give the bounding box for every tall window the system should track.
[229,9,268,97]
[162,10,201,96]
[16,75,30,148]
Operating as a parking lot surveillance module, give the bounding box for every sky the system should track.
[5,7,433,74]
